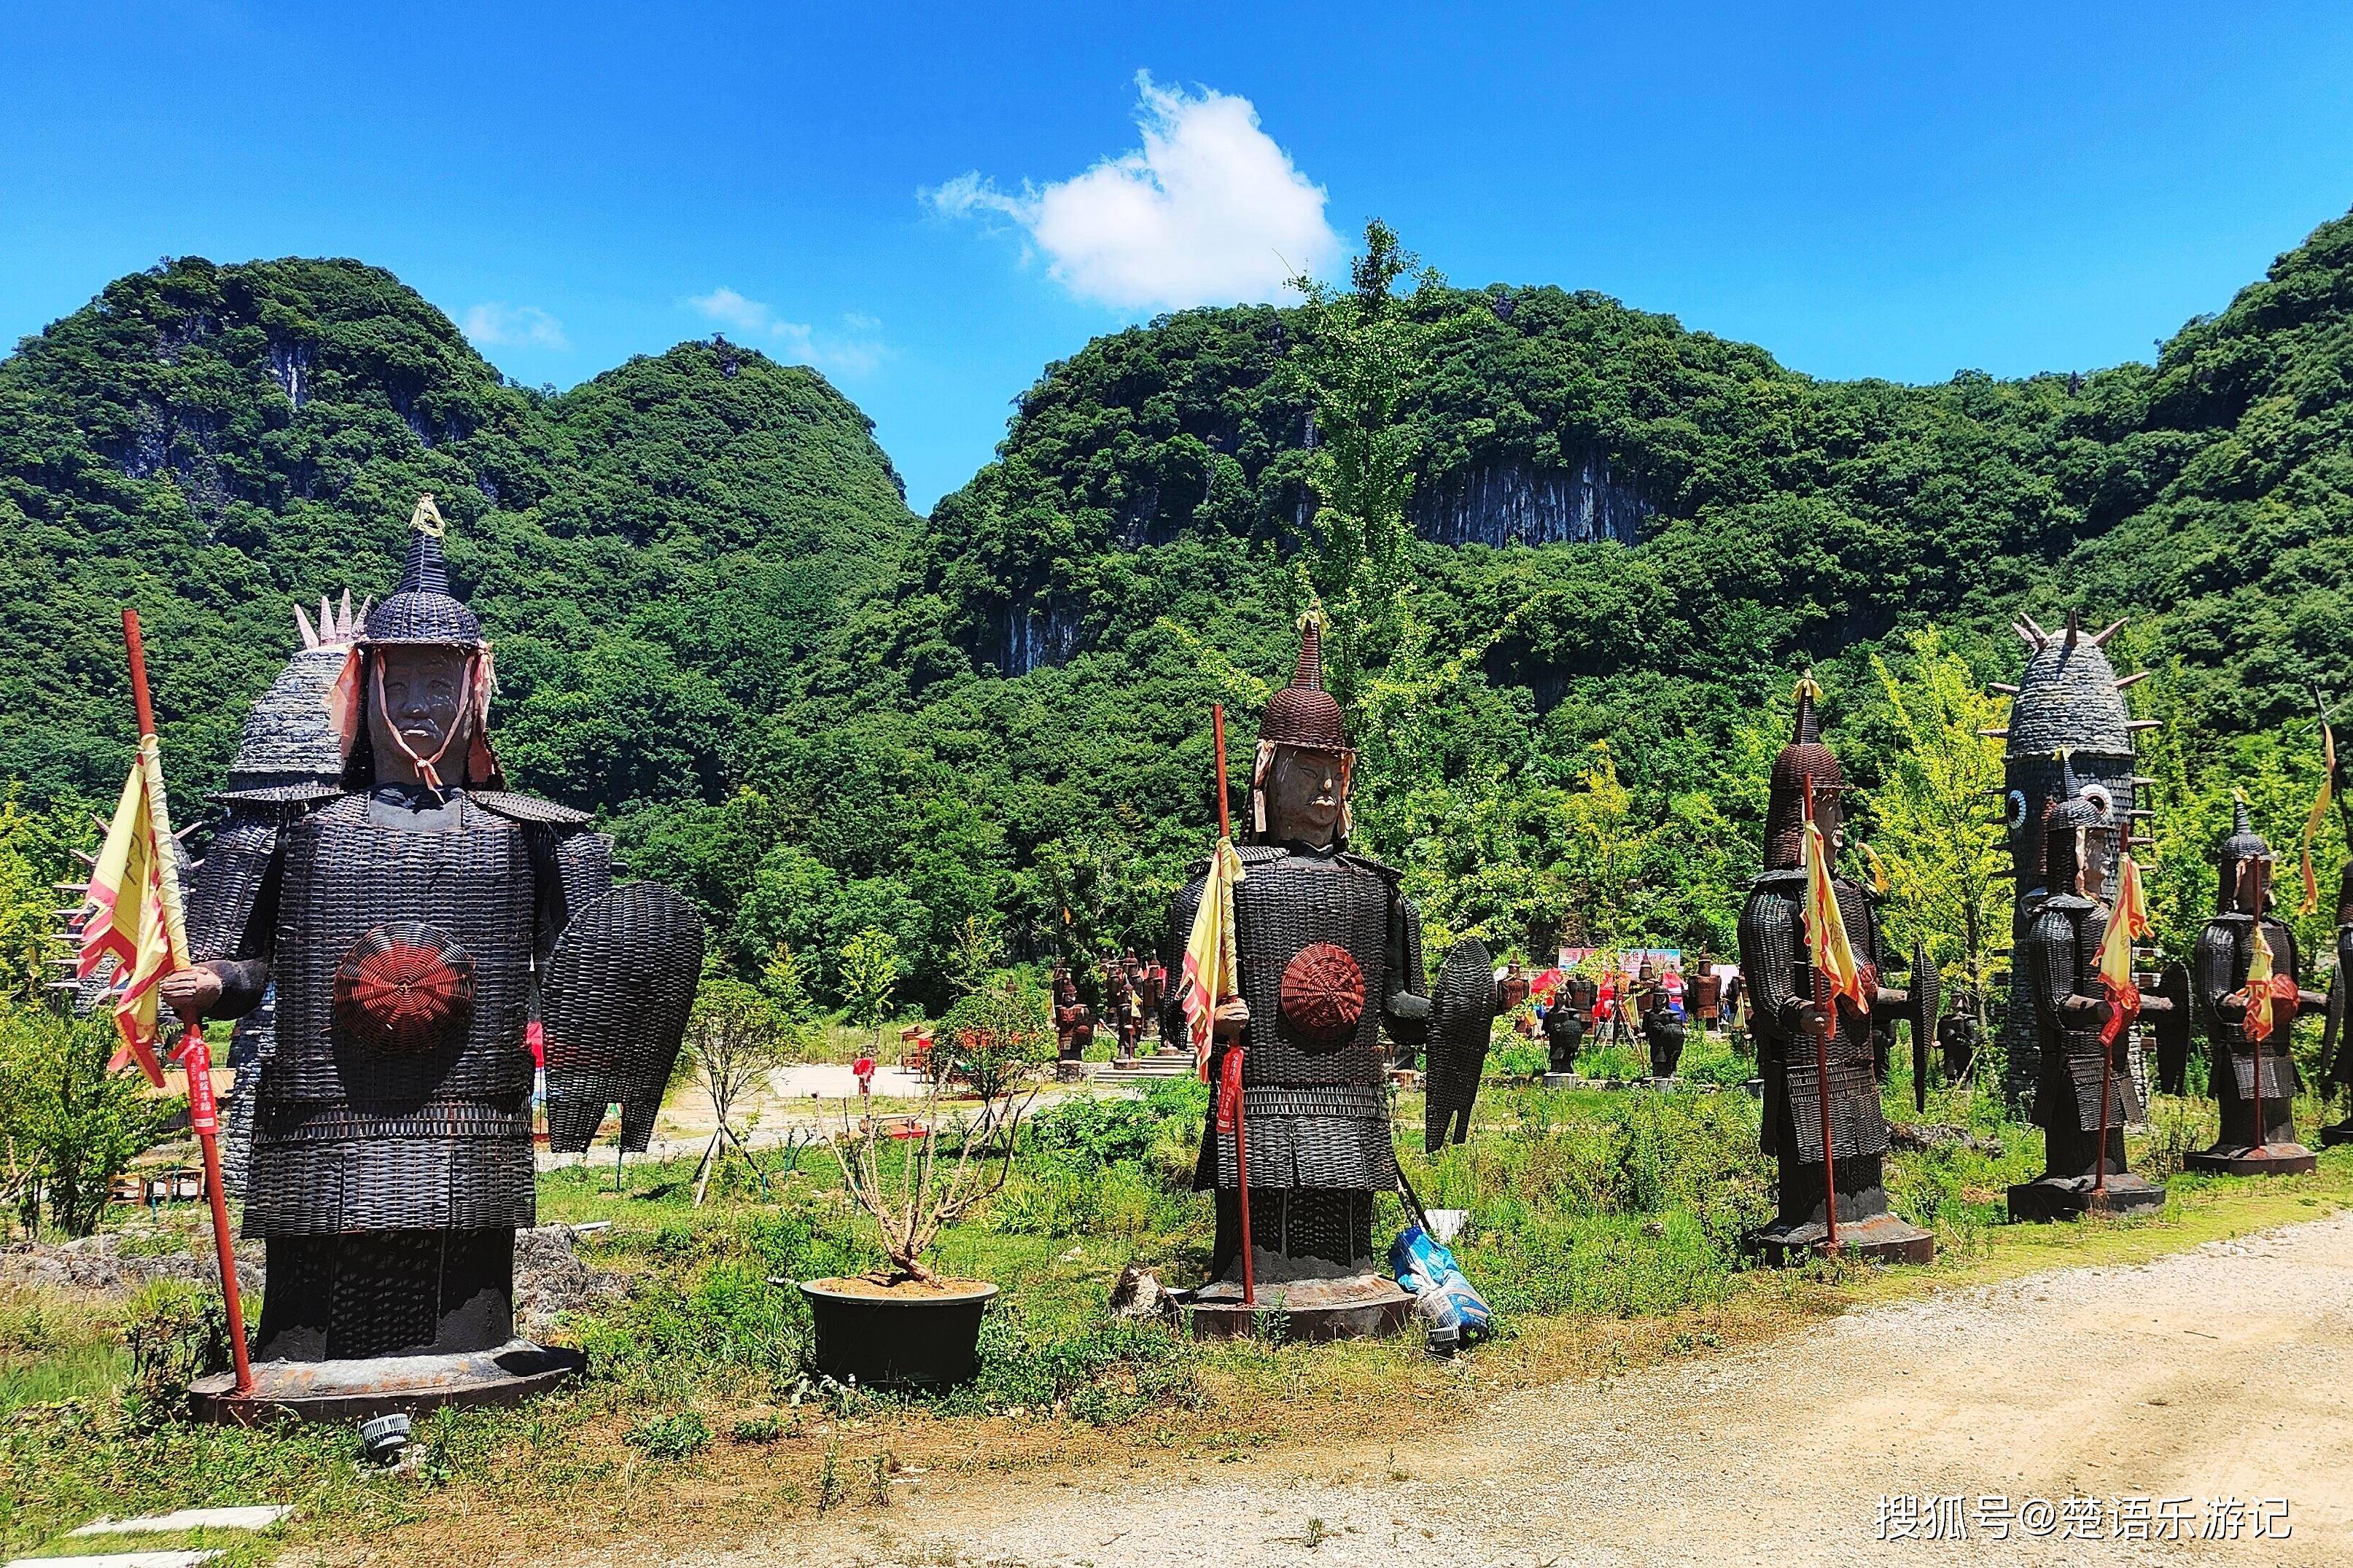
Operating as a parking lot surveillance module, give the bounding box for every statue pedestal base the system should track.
[1541,1072,1577,1090]
[1746,1211,1934,1267]
[189,1340,583,1424]
[1184,1272,1413,1343]
[2184,1142,2318,1177]
[2007,1173,2166,1222]
[1055,1060,1087,1083]
[2317,1120,2353,1148]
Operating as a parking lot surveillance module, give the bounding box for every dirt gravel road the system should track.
[675,1211,2353,1567]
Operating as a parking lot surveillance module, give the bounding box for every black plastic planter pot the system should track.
[801,1278,998,1386]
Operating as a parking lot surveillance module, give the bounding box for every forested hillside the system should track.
[8,214,2353,1013]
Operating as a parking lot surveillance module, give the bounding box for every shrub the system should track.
[936,978,1050,1100]
[625,1411,711,1459]
[1030,1096,1159,1166]
[121,1282,230,1423]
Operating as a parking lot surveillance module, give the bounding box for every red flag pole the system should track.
[1805,781,1840,1255]
[123,609,252,1395]
[1213,703,1254,1306]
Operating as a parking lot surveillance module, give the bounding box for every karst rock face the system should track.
[1411,453,1647,549]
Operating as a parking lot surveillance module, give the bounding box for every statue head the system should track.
[2217,796,2273,916]
[2040,772,2122,901]
[1052,965,1076,1005]
[1762,675,1847,870]
[335,496,499,796]
[1253,613,1353,849]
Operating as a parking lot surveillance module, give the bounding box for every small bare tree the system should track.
[685,976,795,1206]
[828,1080,1036,1284]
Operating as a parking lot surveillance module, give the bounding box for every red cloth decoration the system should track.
[1279,940,1366,1046]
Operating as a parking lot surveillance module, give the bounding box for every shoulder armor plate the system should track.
[211,781,346,808]
[470,790,594,827]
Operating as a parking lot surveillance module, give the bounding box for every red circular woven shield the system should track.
[334,922,475,1054]
[1280,941,1366,1048]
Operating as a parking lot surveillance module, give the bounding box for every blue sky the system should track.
[7,3,2353,512]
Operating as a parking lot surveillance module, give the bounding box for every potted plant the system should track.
[804,982,1043,1385]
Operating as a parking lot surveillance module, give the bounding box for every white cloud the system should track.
[685,288,887,377]
[460,303,568,350]
[925,72,1339,312]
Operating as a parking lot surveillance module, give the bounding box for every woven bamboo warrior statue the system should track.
[1737,679,1937,1263]
[1544,987,1584,1074]
[1051,965,1092,1082]
[1988,612,2153,1109]
[159,499,703,1405]
[1167,616,1481,1315]
[2185,801,2322,1175]
[2006,778,2182,1219]
[1102,957,1140,1061]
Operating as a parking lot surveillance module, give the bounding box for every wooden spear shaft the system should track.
[125,609,252,1395]
[1802,782,1840,1254]
[1213,703,1254,1306]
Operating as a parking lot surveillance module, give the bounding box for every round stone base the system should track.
[1185,1272,1414,1342]
[2007,1174,2166,1222]
[2184,1143,2319,1177]
[1747,1211,1934,1267]
[190,1340,584,1424]
[2317,1121,2353,1148]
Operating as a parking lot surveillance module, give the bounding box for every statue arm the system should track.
[1736,887,1807,1036]
[1382,892,1431,1047]
[2193,923,2242,1024]
[1160,880,1203,1042]
[179,808,288,1021]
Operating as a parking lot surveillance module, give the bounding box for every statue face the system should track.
[1264,745,1345,846]
[2077,825,2120,900]
[368,645,474,779]
[2231,855,2273,915]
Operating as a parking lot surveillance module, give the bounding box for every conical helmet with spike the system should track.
[1259,612,1348,753]
[363,496,481,646]
[2217,795,2273,914]
[1762,674,1846,870]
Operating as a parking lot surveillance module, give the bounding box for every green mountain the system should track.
[8,214,2353,1009]
[0,256,914,809]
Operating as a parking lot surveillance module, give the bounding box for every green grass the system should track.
[5,1051,2352,1561]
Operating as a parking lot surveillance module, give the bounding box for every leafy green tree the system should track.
[838,927,901,1043]
[0,1009,177,1237]
[1867,629,2010,1005]
[936,974,1050,1101]
[682,975,794,1206]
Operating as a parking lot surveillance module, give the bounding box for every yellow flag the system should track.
[2303,719,2336,916]
[1181,838,1246,1067]
[2243,923,2279,1044]
[2096,854,2151,992]
[2096,853,2151,1045]
[77,738,187,1085]
[1805,817,1869,1013]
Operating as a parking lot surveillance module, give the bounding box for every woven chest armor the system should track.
[2194,915,2301,1050]
[1738,872,1889,1165]
[244,792,539,1237]
[2025,900,2142,1135]
[1175,845,1411,1193]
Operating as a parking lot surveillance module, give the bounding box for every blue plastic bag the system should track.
[1388,1225,1493,1354]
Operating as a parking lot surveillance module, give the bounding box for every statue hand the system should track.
[1797,1002,1832,1040]
[158,964,222,1021]
[1213,996,1250,1040]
